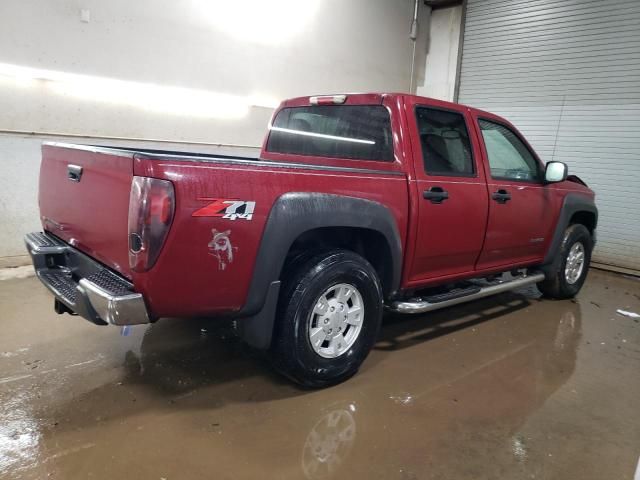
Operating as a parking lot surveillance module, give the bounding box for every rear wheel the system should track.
[270,249,383,388]
[538,224,593,299]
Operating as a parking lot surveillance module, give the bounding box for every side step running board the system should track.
[389,272,546,314]
[422,285,481,304]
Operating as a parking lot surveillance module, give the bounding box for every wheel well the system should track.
[569,211,596,234]
[282,227,394,298]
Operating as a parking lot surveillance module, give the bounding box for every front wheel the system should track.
[270,250,383,388]
[538,224,593,299]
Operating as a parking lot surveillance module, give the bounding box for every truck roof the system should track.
[279,92,495,119]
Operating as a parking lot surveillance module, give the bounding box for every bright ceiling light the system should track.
[270,126,376,145]
[194,0,320,44]
[0,62,279,119]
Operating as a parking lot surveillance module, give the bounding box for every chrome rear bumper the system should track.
[24,232,150,326]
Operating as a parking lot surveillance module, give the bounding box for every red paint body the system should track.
[38,93,594,319]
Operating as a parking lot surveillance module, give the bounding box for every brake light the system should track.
[310,95,347,105]
[128,176,175,272]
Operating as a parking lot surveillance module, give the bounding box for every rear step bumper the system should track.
[24,232,150,326]
[390,272,546,314]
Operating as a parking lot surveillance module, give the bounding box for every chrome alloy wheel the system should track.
[565,242,585,284]
[308,283,364,359]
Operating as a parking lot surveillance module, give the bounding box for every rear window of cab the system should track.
[266,105,394,161]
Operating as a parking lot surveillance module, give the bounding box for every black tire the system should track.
[270,249,383,388]
[538,224,593,299]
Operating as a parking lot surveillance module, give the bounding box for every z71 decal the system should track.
[192,199,256,221]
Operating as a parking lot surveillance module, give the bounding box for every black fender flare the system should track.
[542,193,598,269]
[236,192,403,349]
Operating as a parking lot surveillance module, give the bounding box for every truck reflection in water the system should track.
[121,292,580,479]
[34,289,581,480]
[302,404,357,479]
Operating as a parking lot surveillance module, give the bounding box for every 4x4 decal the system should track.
[192,199,256,221]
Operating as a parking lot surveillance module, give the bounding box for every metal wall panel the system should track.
[458,0,640,272]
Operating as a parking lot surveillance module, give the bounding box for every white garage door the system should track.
[457,0,640,273]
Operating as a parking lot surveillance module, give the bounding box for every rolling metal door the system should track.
[458,0,640,273]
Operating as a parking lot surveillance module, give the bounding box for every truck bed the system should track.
[38,142,409,318]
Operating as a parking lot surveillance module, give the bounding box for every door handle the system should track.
[423,186,449,204]
[67,164,83,182]
[492,189,511,204]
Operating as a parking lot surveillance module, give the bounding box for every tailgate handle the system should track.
[67,164,83,182]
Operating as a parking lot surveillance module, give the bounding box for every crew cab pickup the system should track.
[25,93,598,387]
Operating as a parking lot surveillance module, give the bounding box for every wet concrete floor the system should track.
[0,269,639,479]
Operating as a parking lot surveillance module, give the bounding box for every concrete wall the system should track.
[416,5,462,102]
[0,0,418,265]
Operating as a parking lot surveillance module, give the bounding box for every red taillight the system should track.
[128,176,175,272]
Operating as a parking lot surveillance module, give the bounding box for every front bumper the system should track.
[24,232,150,326]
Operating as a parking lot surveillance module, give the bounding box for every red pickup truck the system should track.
[25,93,597,387]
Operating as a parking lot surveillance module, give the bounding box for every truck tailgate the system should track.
[39,144,133,279]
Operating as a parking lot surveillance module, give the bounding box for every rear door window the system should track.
[415,107,475,176]
[266,105,393,161]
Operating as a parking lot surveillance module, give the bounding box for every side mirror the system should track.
[545,161,568,183]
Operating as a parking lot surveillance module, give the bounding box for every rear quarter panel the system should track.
[133,156,409,318]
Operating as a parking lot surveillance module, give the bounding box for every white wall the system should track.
[416,5,462,102]
[0,0,418,265]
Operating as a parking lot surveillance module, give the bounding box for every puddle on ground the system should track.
[0,269,638,479]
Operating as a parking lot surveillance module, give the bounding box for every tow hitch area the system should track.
[25,232,150,326]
